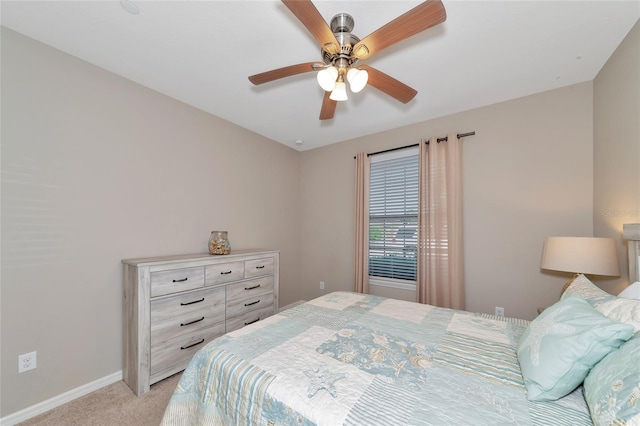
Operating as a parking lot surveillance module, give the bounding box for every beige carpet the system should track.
[17,373,181,426]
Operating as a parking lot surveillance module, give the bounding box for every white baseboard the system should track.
[279,300,306,312]
[0,370,123,426]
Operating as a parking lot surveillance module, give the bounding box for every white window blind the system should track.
[369,148,419,281]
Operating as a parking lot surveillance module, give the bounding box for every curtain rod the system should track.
[355,131,475,158]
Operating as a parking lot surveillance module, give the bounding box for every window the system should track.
[369,147,419,283]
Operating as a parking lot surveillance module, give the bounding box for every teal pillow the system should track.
[516,296,634,401]
[583,335,640,426]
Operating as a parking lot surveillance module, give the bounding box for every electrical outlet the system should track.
[320,281,325,290]
[495,307,504,317]
[19,351,37,373]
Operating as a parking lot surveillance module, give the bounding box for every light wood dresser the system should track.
[122,249,279,395]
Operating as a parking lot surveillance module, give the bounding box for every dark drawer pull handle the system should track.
[245,300,260,307]
[181,298,204,306]
[173,277,188,283]
[244,318,260,326]
[220,270,232,275]
[181,316,205,327]
[180,339,205,350]
[256,265,265,269]
[245,284,261,290]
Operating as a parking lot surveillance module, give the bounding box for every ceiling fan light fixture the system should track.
[250,0,448,119]
[317,66,338,92]
[329,81,348,101]
[347,68,368,93]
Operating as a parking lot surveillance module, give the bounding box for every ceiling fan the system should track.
[248,0,447,120]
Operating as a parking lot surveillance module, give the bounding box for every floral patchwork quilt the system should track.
[161,292,592,425]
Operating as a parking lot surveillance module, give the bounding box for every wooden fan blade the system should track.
[282,0,341,55]
[352,0,446,60]
[359,65,417,104]
[249,62,319,85]
[320,91,337,120]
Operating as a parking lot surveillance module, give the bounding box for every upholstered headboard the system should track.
[623,223,640,282]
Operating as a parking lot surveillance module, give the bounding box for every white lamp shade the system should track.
[317,67,338,92]
[329,81,348,101]
[347,68,368,93]
[541,236,620,276]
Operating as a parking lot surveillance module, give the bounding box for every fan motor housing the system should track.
[322,13,359,66]
[330,13,354,33]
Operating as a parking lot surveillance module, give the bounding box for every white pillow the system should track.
[618,281,640,300]
[564,275,640,333]
[596,297,640,333]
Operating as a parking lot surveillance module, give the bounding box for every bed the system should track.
[161,230,640,425]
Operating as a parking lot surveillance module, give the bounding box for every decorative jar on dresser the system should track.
[122,249,279,395]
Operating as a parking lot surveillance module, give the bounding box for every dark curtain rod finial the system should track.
[354,131,475,158]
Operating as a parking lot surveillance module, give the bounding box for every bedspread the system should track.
[161,292,592,425]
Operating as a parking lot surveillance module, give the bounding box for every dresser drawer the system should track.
[226,277,274,318]
[151,266,204,297]
[226,305,275,333]
[150,286,225,343]
[245,257,275,279]
[205,261,245,286]
[150,324,224,383]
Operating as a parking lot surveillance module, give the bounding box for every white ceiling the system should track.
[2,1,639,151]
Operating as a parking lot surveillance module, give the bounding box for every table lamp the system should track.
[541,236,620,293]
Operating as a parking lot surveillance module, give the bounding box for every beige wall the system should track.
[594,20,640,293]
[300,83,595,321]
[0,28,301,416]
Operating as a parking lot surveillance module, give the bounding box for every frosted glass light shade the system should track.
[317,67,338,92]
[347,68,368,93]
[329,81,348,101]
[541,237,621,276]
